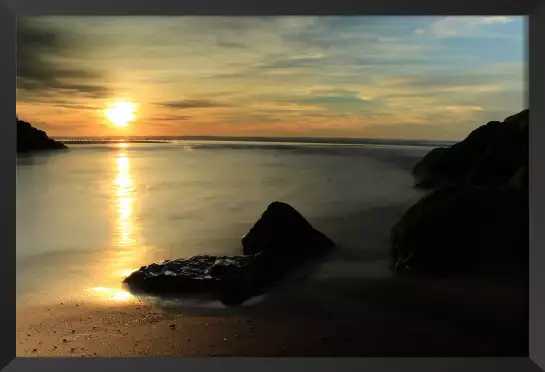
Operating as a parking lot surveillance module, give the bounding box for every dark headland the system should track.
[17,118,67,153]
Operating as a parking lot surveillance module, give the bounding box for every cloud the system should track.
[52,103,101,110]
[215,39,248,49]
[416,16,518,38]
[154,114,191,121]
[155,100,230,109]
[17,18,111,98]
[261,56,326,70]
[15,16,526,140]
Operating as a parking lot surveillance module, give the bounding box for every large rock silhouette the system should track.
[412,109,528,189]
[242,201,335,260]
[17,118,67,153]
[390,185,528,278]
[123,202,335,306]
[392,109,529,278]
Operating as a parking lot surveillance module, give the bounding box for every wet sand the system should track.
[16,275,528,357]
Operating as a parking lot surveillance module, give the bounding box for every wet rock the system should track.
[17,118,67,153]
[123,202,334,306]
[412,109,528,189]
[123,254,261,305]
[391,185,528,278]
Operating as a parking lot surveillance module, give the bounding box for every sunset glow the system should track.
[16,16,525,140]
[104,101,137,127]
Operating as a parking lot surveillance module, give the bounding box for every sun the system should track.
[104,101,137,127]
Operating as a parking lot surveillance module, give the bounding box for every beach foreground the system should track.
[17,275,528,357]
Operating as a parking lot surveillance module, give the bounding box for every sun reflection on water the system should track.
[88,149,143,303]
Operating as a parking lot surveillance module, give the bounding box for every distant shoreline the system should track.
[60,140,170,145]
[56,137,455,148]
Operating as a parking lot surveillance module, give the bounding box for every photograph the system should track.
[16,15,528,357]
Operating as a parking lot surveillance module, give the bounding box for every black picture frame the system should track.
[4,0,544,371]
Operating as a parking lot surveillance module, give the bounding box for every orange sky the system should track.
[16,16,526,140]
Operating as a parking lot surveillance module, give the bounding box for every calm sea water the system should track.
[16,141,432,308]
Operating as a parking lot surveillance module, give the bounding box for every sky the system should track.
[16,16,527,140]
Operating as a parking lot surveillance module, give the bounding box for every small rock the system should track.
[63,339,68,343]
[32,349,38,353]
[169,324,176,330]
[70,348,75,352]
[72,330,76,334]
[320,336,329,342]
[235,334,240,339]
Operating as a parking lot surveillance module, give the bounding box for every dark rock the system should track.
[123,202,334,306]
[242,201,335,260]
[390,185,528,278]
[17,118,67,153]
[412,109,528,189]
[123,254,262,306]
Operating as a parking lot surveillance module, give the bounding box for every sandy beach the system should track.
[17,274,528,357]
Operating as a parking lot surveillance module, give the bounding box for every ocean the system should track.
[16,140,435,308]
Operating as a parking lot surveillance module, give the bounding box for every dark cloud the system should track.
[16,18,110,99]
[52,103,101,110]
[155,100,230,109]
[154,114,191,121]
[309,88,361,97]
[262,57,325,70]
[216,39,248,49]
[273,90,378,109]
[384,72,522,89]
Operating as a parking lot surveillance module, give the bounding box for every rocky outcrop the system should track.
[17,118,67,153]
[390,185,528,278]
[412,109,528,189]
[392,109,529,279]
[123,254,264,306]
[123,202,335,306]
[242,201,335,260]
